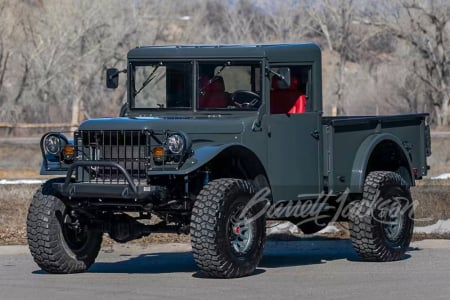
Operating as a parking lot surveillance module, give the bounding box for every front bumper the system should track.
[54,161,161,200]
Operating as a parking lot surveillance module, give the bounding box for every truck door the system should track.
[267,65,322,202]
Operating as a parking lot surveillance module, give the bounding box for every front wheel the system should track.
[349,171,414,262]
[27,178,103,274]
[190,178,266,278]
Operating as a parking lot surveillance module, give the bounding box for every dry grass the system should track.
[1,136,450,245]
[428,135,450,177]
[412,180,450,225]
[0,184,191,245]
[1,180,449,245]
[0,169,43,179]
[0,144,42,170]
[0,184,37,245]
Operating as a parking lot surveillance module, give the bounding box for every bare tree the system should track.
[0,1,10,97]
[197,0,270,44]
[1,0,443,130]
[0,1,33,124]
[260,0,311,43]
[372,0,450,126]
[306,0,360,115]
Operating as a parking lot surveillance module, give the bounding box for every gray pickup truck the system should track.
[27,43,431,278]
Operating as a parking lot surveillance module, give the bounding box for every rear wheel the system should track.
[27,178,103,274]
[190,178,266,278]
[349,171,413,261]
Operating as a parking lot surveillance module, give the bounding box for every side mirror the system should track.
[106,68,119,89]
[277,67,291,89]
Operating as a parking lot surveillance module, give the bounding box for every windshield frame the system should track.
[127,58,265,114]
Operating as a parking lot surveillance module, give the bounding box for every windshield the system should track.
[132,62,192,109]
[130,60,262,111]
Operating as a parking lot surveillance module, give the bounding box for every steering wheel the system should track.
[231,90,261,108]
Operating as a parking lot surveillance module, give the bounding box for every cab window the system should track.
[198,61,262,110]
[270,65,311,114]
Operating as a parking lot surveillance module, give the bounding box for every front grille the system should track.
[74,130,152,185]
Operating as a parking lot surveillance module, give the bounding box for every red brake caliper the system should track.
[235,226,241,235]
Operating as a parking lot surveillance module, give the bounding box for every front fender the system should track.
[149,143,241,175]
[182,144,233,173]
[149,143,268,180]
[349,133,413,193]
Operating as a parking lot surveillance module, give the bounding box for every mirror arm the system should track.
[265,67,284,81]
[109,68,127,80]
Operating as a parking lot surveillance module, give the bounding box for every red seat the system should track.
[270,76,306,114]
[199,76,230,108]
[288,95,307,114]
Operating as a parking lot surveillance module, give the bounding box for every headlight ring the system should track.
[166,134,185,154]
[42,133,69,157]
[44,134,63,155]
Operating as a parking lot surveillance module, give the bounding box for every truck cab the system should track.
[28,44,431,278]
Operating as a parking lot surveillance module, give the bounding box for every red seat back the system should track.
[199,76,229,108]
[270,76,306,114]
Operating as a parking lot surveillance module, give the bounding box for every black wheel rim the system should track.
[61,213,91,252]
[379,186,407,245]
[383,207,404,243]
[227,201,255,256]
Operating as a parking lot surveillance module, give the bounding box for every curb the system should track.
[1,239,450,256]
[0,245,29,255]
[411,239,450,249]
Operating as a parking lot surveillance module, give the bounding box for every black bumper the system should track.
[53,182,160,199]
[54,161,160,200]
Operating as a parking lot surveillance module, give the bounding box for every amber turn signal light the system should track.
[63,145,74,156]
[63,145,74,162]
[152,146,165,162]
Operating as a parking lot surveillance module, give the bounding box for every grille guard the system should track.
[55,161,160,200]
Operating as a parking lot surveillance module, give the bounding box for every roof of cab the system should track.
[127,43,321,63]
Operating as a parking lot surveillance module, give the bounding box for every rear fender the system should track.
[350,133,413,193]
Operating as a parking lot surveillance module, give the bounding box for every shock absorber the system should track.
[184,175,189,210]
[203,170,210,185]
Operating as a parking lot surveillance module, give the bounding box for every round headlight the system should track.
[44,135,62,155]
[166,134,185,154]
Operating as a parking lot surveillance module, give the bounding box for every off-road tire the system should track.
[27,178,103,274]
[190,178,266,278]
[349,171,414,261]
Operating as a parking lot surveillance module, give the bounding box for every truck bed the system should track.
[322,114,430,194]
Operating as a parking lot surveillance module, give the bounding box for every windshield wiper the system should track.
[134,65,160,96]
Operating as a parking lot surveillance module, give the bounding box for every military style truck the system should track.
[27,43,431,278]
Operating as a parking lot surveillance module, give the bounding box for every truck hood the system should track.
[78,116,244,134]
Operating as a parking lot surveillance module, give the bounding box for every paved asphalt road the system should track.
[1,239,449,300]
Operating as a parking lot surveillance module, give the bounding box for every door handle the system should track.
[310,130,320,140]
